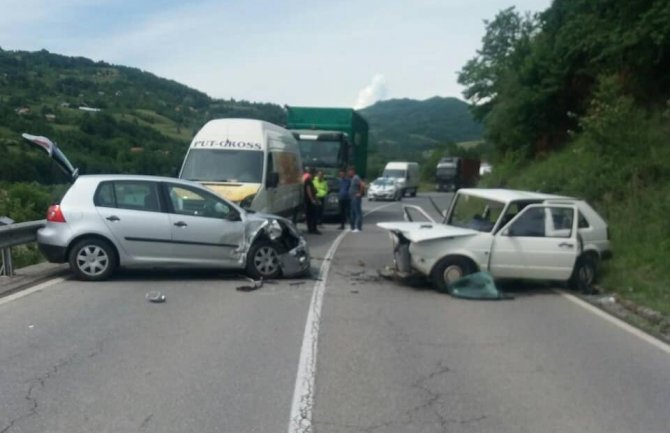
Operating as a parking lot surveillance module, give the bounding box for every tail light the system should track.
[46,205,66,223]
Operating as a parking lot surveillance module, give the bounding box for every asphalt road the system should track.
[1,193,669,433]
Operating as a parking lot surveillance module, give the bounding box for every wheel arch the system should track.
[429,253,480,277]
[67,233,121,267]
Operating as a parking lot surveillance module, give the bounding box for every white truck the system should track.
[382,162,420,197]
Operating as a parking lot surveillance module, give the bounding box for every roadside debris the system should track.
[236,276,263,292]
[289,281,306,287]
[146,291,166,303]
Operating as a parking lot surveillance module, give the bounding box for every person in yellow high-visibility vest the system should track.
[313,170,328,225]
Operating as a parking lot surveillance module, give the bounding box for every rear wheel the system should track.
[68,238,117,281]
[246,240,282,280]
[410,188,417,197]
[569,255,598,293]
[430,256,474,292]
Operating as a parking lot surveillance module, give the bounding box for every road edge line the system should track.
[0,277,65,307]
[557,290,670,355]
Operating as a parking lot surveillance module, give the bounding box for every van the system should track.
[179,119,303,218]
[382,162,420,197]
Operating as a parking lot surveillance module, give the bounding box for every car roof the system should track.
[457,188,573,203]
[77,174,199,185]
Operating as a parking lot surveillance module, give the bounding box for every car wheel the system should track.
[247,240,282,280]
[68,237,117,281]
[569,255,598,293]
[430,257,474,292]
[396,192,402,201]
[410,189,417,197]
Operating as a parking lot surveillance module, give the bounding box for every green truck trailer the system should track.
[285,106,369,178]
[286,106,369,219]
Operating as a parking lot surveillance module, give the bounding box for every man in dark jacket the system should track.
[337,169,351,230]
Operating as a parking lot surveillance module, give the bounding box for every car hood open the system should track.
[377,222,479,243]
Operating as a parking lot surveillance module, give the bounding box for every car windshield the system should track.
[373,178,395,186]
[383,169,406,178]
[447,194,505,232]
[180,149,264,183]
[298,140,342,167]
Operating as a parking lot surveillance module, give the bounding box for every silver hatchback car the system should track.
[37,175,310,281]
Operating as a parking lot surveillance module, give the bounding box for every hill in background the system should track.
[0,48,482,184]
[0,48,285,183]
[361,97,483,154]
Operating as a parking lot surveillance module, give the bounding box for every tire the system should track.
[569,255,598,293]
[430,256,474,292]
[68,237,117,281]
[246,240,282,280]
[410,188,417,197]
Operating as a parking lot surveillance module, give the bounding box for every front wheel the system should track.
[430,257,474,292]
[68,237,117,281]
[569,255,598,293]
[246,240,282,280]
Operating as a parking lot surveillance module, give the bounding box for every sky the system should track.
[0,0,552,108]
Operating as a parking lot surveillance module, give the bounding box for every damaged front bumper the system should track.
[279,237,310,277]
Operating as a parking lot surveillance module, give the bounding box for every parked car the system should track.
[37,175,310,281]
[377,188,612,291]
[368,177,402,201]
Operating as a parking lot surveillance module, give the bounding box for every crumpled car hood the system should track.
[377,222,478,243]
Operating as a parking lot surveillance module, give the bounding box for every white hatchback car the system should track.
[378,189,612,291]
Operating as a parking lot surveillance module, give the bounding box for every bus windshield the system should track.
[180,149,264,183]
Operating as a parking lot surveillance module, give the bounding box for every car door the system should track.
[94,180,173,262]
[489,204,580,280]
[164,183,245,266]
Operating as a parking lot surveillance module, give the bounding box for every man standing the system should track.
[337,169,351,230]
[313,170,328,226]
[348,166,363,232]
[303,168,321,234]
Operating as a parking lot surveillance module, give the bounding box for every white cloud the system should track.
[354,74,388,109]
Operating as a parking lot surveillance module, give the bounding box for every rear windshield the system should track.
[180,149,264,183]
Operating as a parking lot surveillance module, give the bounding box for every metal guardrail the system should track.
[0,220,45,276]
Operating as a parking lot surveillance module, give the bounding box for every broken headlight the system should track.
[266,219,283,240]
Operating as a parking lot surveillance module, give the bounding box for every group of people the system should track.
[303,166,364,234]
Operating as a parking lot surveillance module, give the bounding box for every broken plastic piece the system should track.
[146,291,166,303]
[236,276,263,292]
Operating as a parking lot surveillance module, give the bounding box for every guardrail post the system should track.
[1,247,13,276]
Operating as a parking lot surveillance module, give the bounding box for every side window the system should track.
[94,181,160,212]
[547,207,574,238]
[508,207,545,237]
[114,181,161,212]
[578,212,590,228]
[94,182,116,207]
[167,184,232,219]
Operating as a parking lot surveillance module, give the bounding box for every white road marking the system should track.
[0,277,65,307]
[287,201,397,432]
[558,290,670,355]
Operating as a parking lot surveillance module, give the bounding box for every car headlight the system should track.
[266,219,283,240]
[240,194,256,209]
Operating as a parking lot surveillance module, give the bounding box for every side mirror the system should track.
[266,172,279,188]
[225,209,241,221]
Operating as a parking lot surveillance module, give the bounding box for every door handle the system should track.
[106,215,120,222]
[174,221,187,227]
[558,242,574,248]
